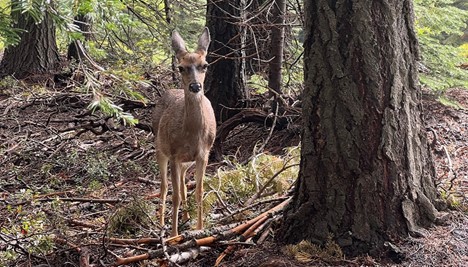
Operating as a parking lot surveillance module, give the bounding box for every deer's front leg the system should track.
[170,161,182,236]
[194,157,208,230]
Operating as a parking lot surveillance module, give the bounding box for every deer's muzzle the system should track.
[189,83,202,93]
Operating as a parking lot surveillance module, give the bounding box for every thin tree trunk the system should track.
[244,0,270,75]
[268,0,286,96]
[67,14,92,61]
[163,0,178,82]
[279,0,442,256]
[205,0,249,122]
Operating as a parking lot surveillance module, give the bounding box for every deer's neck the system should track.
[183,93,209,131]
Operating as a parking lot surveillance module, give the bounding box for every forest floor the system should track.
[0,79,467,266]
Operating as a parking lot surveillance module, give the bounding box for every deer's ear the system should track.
[196,27,211,56]
[172,30,187,60]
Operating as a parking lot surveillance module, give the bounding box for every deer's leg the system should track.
[170,161,182,236]
[194,157,208,230]
[157,151,169,227]
[180,162,193,222]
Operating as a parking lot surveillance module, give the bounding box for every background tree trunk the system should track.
[205,0,249,122]
[244,0,270,75]
[0,4,59,78]
[279,0,442,256]
[67,14,92,61]
[268,0,286,96]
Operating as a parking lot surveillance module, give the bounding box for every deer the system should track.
[152,28,216,237]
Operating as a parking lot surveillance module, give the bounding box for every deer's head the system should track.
[171,28,211,94]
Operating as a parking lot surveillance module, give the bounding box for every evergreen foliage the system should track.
[414,0,468,90]
[0,0,466,111]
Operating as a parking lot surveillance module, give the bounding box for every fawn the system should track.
[152,28,216,237]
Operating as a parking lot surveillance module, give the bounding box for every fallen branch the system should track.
[219,196,289,224]
[214,215,269,266]
[54,236,81,252]
[167,246,211,264]
[169,197,291,246]
[105,237,160,245]
[111,197,291,266]
[11,197,129,206]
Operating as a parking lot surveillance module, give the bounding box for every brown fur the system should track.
[152,28,216,236]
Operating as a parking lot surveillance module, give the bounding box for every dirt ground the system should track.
[0,82,467,266]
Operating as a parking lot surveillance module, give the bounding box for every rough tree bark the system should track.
[205,0,249,122]
[279,0,442,256]
[0,2,59,78]
[267,0,286,96]
[67,14,92,61]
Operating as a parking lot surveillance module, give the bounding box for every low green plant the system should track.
[108,199,154,236]
[437,95,465,109]
[87,89,139,127]
[414,0,468,91]
[247,73,269,94]
[204,146,300,209]
[282,236,343,263]
[0,208,53,265]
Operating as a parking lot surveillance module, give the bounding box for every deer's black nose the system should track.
[189,83,202,93]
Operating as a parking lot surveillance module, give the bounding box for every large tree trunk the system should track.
[0,3,59,78]
[205,0,249,122]
[279,0,442,256]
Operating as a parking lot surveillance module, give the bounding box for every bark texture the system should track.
[67,14,92,61]
[0,6,59,78]
[279,0,441,255]
[267,0,286,95]
[205,0,248,122]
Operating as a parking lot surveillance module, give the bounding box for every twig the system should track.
[104,237,160,245]
[256,98,279,153]
[443,146,458,192]
[219,196,289,224]
[11,197,129,206]
[245,163,299,206]
[160,227,182,267]
[206,183,233,214]
[135,176,158,185]
[54,236,81,252]
[79,247,91,267]
[34,190,74,198]
[214,215,269,266]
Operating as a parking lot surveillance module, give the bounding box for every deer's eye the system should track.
[177,66,185,72]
